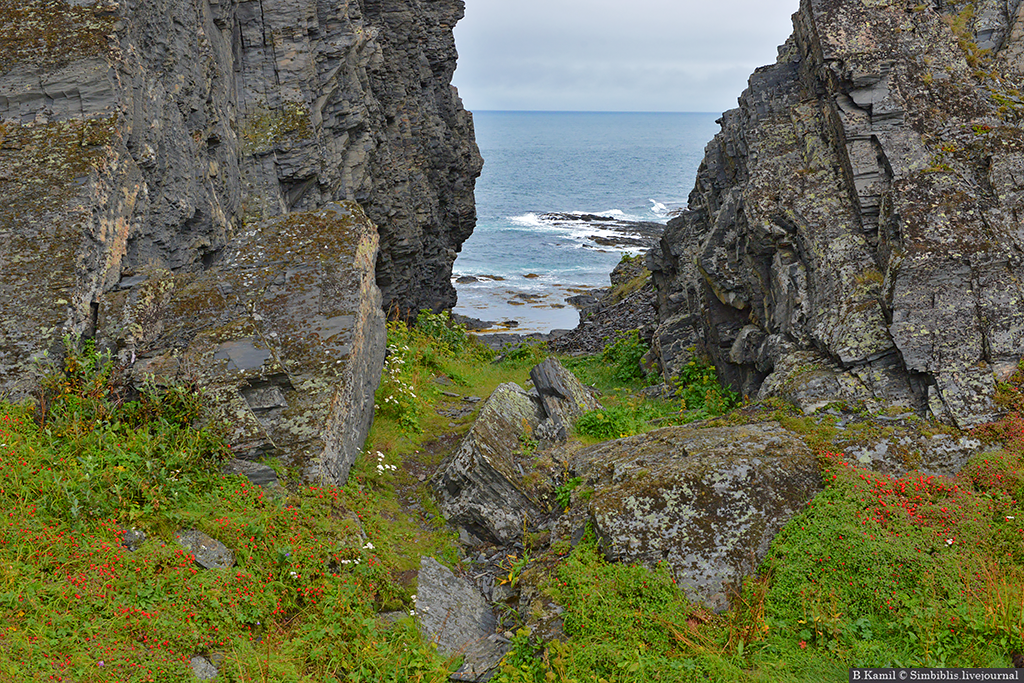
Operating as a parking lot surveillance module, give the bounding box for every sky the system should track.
[452,0,802,113]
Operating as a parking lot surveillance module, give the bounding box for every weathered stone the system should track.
[0,0,479,397]
[529,357,601,442]
[568,422,820,612]
[431,383,547,544]
[97,203,385,485]
[647,0,1024,429]
[121,527,147,552]
[844,429,993,477]
[176,529,235,570]
[416,557,507,683]
[223,459,281,489]
[189,655,218,680]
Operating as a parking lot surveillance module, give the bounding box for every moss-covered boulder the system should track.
[567,422,820,612]
[97,202,385,485]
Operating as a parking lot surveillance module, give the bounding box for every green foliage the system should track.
[35,337,230,524]
[498,553,532,588]
[376,322,423,433]
[758,451,1024,669]
[601,331,653,384]
[0,336,456,681]
[555,477,583,509]
[499,340,549,368]
[491,536,740,683]
[574,400,681,441]
[674,357,741,417]
[414,309,469,356]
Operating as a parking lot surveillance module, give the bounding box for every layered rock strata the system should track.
[432,359,600,544]
[0,0,480,395]
[97,203,385,484]
[648,0,1024,428]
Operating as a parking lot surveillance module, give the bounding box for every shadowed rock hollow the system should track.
[648,0,1024,429]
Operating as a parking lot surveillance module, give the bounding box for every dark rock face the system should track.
[550,256,658,356]
[530,357,602,442]
[431,382,548,544]
[648,0,1024,428]
[0,0,480,394]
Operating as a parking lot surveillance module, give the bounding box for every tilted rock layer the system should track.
[649,0,1024,428]
[0,0,480,395]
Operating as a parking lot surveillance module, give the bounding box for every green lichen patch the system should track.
[0,0,116,75]
[0,117,118,227]
[240,102,313,156]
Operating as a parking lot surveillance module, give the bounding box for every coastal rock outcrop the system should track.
[648,0,1024,428]
[0,0,480,397]
[557,422,820,612]
[97,202,385,484]
[432,359,600,544]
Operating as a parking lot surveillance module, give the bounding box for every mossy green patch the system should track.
[0,0,115,75]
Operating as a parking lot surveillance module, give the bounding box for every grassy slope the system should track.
[1,322,1023,681]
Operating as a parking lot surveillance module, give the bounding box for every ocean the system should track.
[452,111,721,333]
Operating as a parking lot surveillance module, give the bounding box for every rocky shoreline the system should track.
[452,214,664,349]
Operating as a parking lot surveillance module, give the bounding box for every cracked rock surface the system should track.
[648,0,1024,428]
[0,0,480,399]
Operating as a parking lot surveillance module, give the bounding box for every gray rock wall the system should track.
[649,0,1024,428]
[0,0,480,395]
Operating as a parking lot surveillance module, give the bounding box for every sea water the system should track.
[452,111,720,333]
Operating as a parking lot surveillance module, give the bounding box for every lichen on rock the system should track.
[97,202,386,485]
[647,0,1024,428]
[565,422,820,612]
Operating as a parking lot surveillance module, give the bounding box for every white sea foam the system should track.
[649,199,668,216]
[508,212,546,228]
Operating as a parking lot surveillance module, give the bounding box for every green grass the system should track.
[5,326,1024,682]
[0,338,459,681]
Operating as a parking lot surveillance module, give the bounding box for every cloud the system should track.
[453,0,801,112]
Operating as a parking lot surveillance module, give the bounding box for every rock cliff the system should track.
[0,0,480,395]
[648,0,1024,428]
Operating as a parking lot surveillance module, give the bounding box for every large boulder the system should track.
[433,360,602,544]
[97,202,385,485]
[0,0,480,396]
[648,0,1024,428]
[565,422,821,612]
[431,383,547,544]
[529,357,602,442]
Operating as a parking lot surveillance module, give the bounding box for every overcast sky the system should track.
[452,0,802,113]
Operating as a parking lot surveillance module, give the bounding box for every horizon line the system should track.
[469,109,722,115]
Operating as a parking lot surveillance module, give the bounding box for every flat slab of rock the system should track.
[175,529,235,570]
[416,557,507,682]
[223,458,281,489]
[570,422,820,612]
[190,655,218,680]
